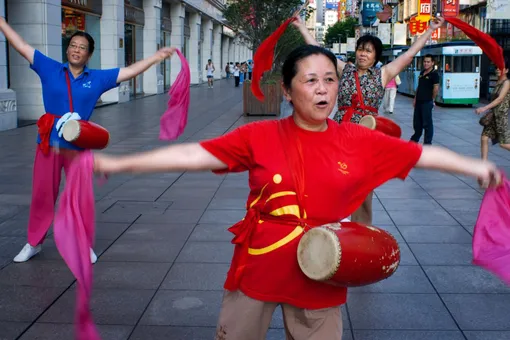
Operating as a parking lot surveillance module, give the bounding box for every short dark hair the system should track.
[356,35,382,66]
[424,54,434,62]
[69,31,95,54]
[281,45,338,89]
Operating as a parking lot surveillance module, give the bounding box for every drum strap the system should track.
[36,70,74,155]
[340,71,378,123]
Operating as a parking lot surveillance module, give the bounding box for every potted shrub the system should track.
[243,74,283,116]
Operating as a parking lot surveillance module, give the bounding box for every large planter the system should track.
[243,80,283,116]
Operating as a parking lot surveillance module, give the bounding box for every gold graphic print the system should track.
[247,173,306,255]
[338,162,349,175]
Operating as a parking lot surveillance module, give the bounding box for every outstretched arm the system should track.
[381,16,445,87]
[416,145,501,188]
[117,47,176,83]
[94,143,227,174]
[0,17,35,64]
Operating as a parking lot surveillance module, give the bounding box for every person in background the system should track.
[0,16,176,264]
[410,54,439,145]
[381,62,400,115]
[248,61,253,80]
[225,63,231,79]
[234,62,240,87]
[206,59,215,88]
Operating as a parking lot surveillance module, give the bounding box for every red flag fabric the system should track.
[445,17,505,72]
[251,17,296,102]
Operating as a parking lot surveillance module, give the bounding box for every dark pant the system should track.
[410,100,434,144]
[235,76,240,87]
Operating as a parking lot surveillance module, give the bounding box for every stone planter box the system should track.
[243,80,283,116]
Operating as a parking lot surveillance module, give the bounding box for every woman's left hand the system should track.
[153,47,177,62]
[477,161,502,189]
[475,107,486,115]
[429,16,445,31]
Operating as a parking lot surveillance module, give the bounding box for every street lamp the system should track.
[383,0,399,56]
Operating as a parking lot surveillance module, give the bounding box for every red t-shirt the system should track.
[200,117,422,309]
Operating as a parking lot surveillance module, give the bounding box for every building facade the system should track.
[0,0,252,131]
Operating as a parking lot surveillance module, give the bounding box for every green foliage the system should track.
[223,0,315,73]
[324,17,358,46]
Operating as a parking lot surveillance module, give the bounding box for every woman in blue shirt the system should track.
[0,17,176,264]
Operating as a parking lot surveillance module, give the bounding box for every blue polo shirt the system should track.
[30,50,120,150]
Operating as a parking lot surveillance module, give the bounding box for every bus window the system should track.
[453,56,477,73]
[444,56,452,72]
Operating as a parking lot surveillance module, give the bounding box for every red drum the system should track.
[359,116,402,139]
[297,222,400,287]
[62,120,110,150]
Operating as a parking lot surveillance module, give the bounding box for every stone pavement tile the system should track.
[441,294,510,331]
[423,266,510,294]
[0,218,29,237]
[136,209,204,224]
[165,198,212,211]
[171,178,224,188]
[0,261,74,288]
[138,290,223,326]
[389,210,460,226]
[352,330,465,340]
[161,263,229,290]
[104,201,173,215]
[39,288,154,325]
[0,205,26,223]
[374,225,403,242]
[408,169,458,181]
[95,222,132,241]
[176,241,233,264]
[0,257,11,270]
[157,187,218,202]
[409,243,473,266]
[350,266,435,294]
[0,286,63,322]
[372,211,394,225]
[447,210,479,232]
[426,188,483,200]
[95,211,141,224]
[398,243,419,266]
[189,223,233,242]
[373,188,429,199]
[378,198,442,211]
[347,293,458,330]
[129,326,216,340]
[436,199,482,212]
[414,179,473,190]
[105,182,172,201]
[464,331,510,340]
[119,223,195,242]
[99,239,184,263]
[397,225,472,243]
[18,324,133,340]
[0,322,29,340]
[91,262,171,290]
[207,197,247,210]
[0,236,30,259]
[199,209,246,224]
[213,187,251,199]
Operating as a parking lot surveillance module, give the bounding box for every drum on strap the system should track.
[297,222,400,287]
[62,120,110,150]
[359,116,402,139]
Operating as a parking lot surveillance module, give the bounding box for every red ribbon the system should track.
[37,113,60,155]
[445,18,505,73]
[251,17,296,101]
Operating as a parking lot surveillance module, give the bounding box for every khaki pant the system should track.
[215,290,343,340]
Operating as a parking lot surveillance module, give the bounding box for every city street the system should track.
[0,78,509,340]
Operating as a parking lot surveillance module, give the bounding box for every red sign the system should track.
[442,0,460,18]
[417,0,432,22]
[409,16,418,35]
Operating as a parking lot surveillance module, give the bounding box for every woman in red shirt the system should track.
[94,45,500,340]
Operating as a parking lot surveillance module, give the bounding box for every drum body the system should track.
[62,120,110,150]
[374,116,402,138]
[297,222,400,287]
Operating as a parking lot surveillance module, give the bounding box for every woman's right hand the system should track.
[291,15,304,29]
[475,107,486,115]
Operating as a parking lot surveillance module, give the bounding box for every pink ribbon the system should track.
[54,151,100,340]
[159,49,191,141]
[473,173,510,285]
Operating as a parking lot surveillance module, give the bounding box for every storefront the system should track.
[124,0,145,97]
[61,0,102,69]
[161,3,172,90]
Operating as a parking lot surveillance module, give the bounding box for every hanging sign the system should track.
[442,0,460,18]
[417,0,432,22]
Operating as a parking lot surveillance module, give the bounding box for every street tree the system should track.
[223,0,314,72]
[324,17,358,46]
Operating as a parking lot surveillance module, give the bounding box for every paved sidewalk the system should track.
[0,79,509,340]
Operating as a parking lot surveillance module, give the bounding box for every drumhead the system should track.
[297,227,341,281]
[62,120,80,142]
